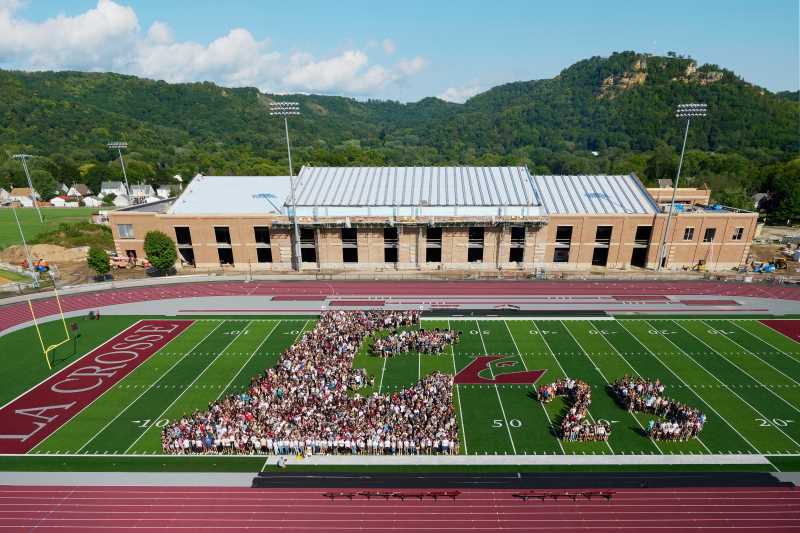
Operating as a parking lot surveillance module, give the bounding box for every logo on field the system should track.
[454,355,545,385]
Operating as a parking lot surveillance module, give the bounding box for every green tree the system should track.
[86,246,110,278]
[102,193,116,205]
[144,230,177,273]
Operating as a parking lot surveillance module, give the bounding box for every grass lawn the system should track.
[3,314,800,472]
[0,268,30,283]
[0,207,97,249]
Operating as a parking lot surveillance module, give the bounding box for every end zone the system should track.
[0,320,192,454]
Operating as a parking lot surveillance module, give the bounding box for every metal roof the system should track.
[294,167,541,207]
[535,174,657,215]
[168,175,293,215]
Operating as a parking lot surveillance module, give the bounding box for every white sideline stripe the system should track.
[504,320,565,455]
[75,321,226,454]
[0,319,146,411]
[124,321,254,453]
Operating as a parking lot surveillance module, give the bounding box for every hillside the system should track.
[0,51,797,221]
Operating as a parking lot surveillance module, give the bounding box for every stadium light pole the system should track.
[10,204,39,288]
[107,142,130,196]
[269,101,302,271]
[656,103,707,272]
[12,154,43,223]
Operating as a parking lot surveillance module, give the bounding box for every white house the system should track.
[83,196,103,208]
[156,185,174,198]
[101,181,128,197]
[112,194,131,207]
[67,183,92,197]
[49,195,69,207]
[0,188,9,203]
[9,187,38,207]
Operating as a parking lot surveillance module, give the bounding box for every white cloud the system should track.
[382,38,396,55]
[397,56,427,76]
[0,1,427,96]
[438,81,482,103]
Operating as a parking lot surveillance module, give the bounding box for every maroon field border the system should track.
[0,320,192,454]
[760,319,800,344]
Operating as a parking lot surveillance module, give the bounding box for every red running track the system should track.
[1,485,799,531]
[2,280,800,334]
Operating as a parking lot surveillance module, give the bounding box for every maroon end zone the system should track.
[761,320,800,343]
[454,356,545,384]
[0,319,191,454]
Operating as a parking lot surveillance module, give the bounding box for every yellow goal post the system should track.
[27,283,71,371]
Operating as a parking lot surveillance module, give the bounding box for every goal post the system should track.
[27,284,71,371]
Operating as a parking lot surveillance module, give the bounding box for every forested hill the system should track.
[0,51,797,222]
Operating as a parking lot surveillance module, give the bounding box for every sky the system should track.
[0,0,797,102]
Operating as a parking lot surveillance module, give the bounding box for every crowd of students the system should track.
[612,376,706,441]
[372,328,460,357]
[537,379,611,442]
[161,310,459,455]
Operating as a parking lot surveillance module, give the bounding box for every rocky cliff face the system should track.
[597,56,724,99]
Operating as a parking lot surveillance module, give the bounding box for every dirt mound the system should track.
[0,244,89,264]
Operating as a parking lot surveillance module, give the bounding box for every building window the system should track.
[384,227,398,263]
[553,248,570,263]
[555,226,572,246]
[254,226,270,245]
[341,228,358,263]
[117,224,134,239]
[509,226,525,263]
[732,227,744,241]
[594,225,612,245]
[683,227,695,241]
[426,227,442,263]
[468,227,484,263]
[217,248,234,265]
[214,226,231,245]
[634,225,652,245]
[591,247,609,266]
[175,227,192,245]
[703,228,717,243]
[256,248,272,263]
[179,248,195,267]
[300,228,316,263]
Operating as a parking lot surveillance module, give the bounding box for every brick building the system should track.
[108,166,758,273]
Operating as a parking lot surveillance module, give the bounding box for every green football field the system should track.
[4,315,800,464]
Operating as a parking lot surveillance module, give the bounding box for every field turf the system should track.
[3,315,800,469]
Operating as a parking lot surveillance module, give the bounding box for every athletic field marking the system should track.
[75,321,225,454]
[618,320,761,453]
[377,345,388,394]
[504,320,564,455]
[713,321,800,388]
[476,322,516,454]
[719,320,800,366]
[648,321,780,453]
[696,321,800,415]
[448,320,468,455]
[124,321,254,453]
[671,321,800,447]
[215,321,281,402]
[533,320,615,454]
[563,321,663,454]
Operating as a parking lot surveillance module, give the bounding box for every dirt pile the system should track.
[0,244,89,264]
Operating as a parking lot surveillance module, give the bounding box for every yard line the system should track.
[448,319,468,455]
[123,321,254,454]
[377,349,388,394]
[75,320,227,454]
[692,321,800,415]
[505,320,564,455]
[647,321,788,453]
[561,321,663,455]
[213,320,281,402]
[532,320,615,454]
[732,321,800,365]
[719,321,800,386]
[620,319,762,453]
[475,321,515,454]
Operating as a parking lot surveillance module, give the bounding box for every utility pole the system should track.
[12,154,42,223]
[107,142,130,196]
[656,103,707,271]
[269,101,302,271]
